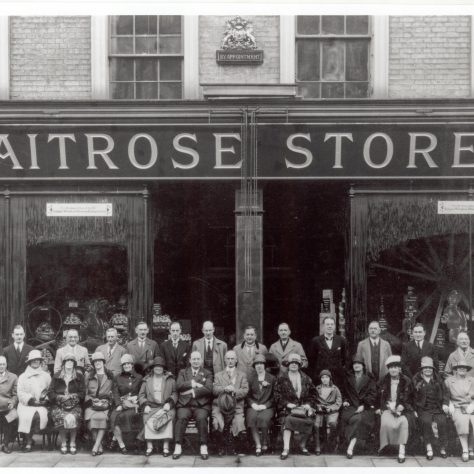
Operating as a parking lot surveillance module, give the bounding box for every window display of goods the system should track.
[35,321,56,342]
[63,313,82,326]
[109,312,129,330]
[40,347,55,366]
[153,313,171,329]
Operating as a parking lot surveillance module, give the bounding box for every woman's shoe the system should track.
[91,450,98,457]
[398,455,405,463]
[70,445,77,455]
[426,450,433,461]
[119,446,127,455]
[163,448,170,457]
[145,448,153,457]
[60,444,68,455]
[469,450,474,460]
[462,452,469,462]
[300,448,310,456]
[315,448,321,456]
[255,447,262,457]
[262,445,268,454]
[24,445,32,453]
[346,450,353,459]
[280,450,289,460]
[97,448,103,456]
[440,448,448,459]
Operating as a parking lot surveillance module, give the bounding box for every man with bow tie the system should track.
[159,321,191,378]
[173,351,213,460]
[1,325,34,377]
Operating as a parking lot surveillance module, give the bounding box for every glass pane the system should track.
[111,82,134,99]
[297,82,320,98]
[159,36,182,54]
[135,36,157,54]
[136,58,158,81]
[160,58,182,81]
[296,40,320,81]
[321,82,344,98]
[160,82,182,99]
[346,16,369,35]
[111,16,133,35]
[160,16,182,34]
[321,16,344,34]
[135,16,157,35]
[136,82,158,99]
[346,82,369,98]
[322,40,344,81]
[110,58,134,81]
[346,40,369,81]
[111,37,133,54]
[296,16,319,35]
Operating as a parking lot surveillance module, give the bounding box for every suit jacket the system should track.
[233,342,268,378]
[54,344,90,374]
[309,334,348,384]
[95,343,128,377]
[176,366,213,409]
[159,339,191,378]
[444,347,474,376]
[355,338,392,381]
[212,368,249,408]
[246,371,275,409]
[192,336,227,374]
[125,337,159,372]
[1,343,34,376]
[0,370,18,412]
[401,339,438,377]
[269,338,308,372]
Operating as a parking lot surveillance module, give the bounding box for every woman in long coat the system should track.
[48,353,85,454]
[341,357,377,459]
[274,352,318,460]
[110,354,143,453]
[245,354,275,455]
[17,350,51,452]
[377,355,415,463]
[138,356,177,457]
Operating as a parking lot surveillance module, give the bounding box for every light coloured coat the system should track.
[355,337,392,381]
[233,342,268,378]
[95,343,128,377]
[269,338,308,372]
[444,347,474,376]
[192,336,228,374]
[54,344,90,374]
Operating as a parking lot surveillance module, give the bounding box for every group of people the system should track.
[0,317,474,464]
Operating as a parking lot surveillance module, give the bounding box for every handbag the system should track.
[149,409,172,431]
[92,398,110,411]
[290,406,308,418]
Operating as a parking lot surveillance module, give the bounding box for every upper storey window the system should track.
[109,15,183,99]
[296,16,370,99]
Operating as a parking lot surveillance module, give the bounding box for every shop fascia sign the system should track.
[1,123,474,180]
[438,201,474,214]
[46,202,112,217]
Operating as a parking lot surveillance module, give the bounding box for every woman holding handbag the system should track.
[274,352,318,460]
[48,353,85,454]
[84,352,115,456]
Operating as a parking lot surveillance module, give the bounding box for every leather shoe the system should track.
[346,452,353,459]
[201,453,209,460]
[469,451,474,461]
[280,451,289,460]
[440,449,448,459]
[426,450,433,461]
[163,449,170,458]
[172,453,181,460]
[315,449,321,456]
[2,445,12,454]
[398,455,405,463]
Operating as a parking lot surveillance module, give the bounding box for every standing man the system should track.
[309,317,348,388]
[233,325,268,378]
[53,328,90,374]
[444,331,474,376]
[355,320,393,382]
[159,321,191,378]
[173,351,213,460]
[269,322,308,373]
[95,327,127,377]
[1,325,34,377]
[192,320,227,376]
[401,323,438,377]
[125,321,159,375]
[0,355,18,453]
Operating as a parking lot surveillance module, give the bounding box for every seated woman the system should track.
[84,352,115,456]
[413,356,449,460]
[445,359,474,462]
[314,369,342,455]
[17,350,51,452]
[49,353,85,454]
[138,356,176,457]
[245,354,275,456]
[341,357,377,459]
[377,355,415,463]
[110,354,143,454]
[274,353,317,460]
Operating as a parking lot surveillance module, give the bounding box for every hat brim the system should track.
[92,357,106,363]
[352,360,365,366]
[285,360,302,367]
[28,357,44,363]
[454,364,472,370]
[149,362,166,369]
[386,362,402,368]
[421,365,434,370]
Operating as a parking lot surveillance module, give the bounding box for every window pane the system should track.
[136,82,158,99]
[346,16,369,34]
[296,40,320,81]
[321,16,344,34]
[346,40,369,81]
[297,82,320,98]
[160,58,182,81]
[111,82,134,99]
[297,16,319,35]
[111,16,133,35]
[322,40,344,81]
[321,82,344,98]
[111,37,133,54]
[159,36,182,54]
[136,58,158,81]
[160,16,182,34]
[135,16,157,35]
[135,36,157,54]
[160,82,182,99]
[110,58,134,81]
[346,82,369,98]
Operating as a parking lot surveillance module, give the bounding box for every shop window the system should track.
[295,15,371,99]
[109,15,183,99]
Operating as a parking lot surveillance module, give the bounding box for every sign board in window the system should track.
[438,201,474,215]
[46,203,113,217]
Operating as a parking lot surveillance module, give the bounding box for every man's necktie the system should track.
[16,345,21,356]
[417,341,421,354]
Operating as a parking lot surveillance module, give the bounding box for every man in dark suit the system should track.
[172,351,213,460]
[159,321,191,378]
[125,321,159,375]
[401,322,438,377]
[1,325,34,376]
[309,316,348,388]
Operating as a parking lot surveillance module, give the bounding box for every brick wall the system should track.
[389,16,471,98]
[10,16,91,100]
[199,16,280,84]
